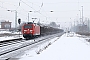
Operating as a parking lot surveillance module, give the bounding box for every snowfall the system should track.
[1,32,90,60]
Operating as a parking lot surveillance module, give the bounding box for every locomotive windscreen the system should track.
[24,25,32,29]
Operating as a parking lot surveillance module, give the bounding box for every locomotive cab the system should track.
[22,22,40,39]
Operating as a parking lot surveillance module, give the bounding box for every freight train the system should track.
[22,22,63,39]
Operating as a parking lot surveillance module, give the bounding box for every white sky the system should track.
[0,0,90,27]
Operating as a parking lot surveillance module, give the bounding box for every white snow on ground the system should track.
[0,35,23,41]
[0,31,11,34]
[0,30,22,35]
[0,30,23,41]
[19,33,90,60]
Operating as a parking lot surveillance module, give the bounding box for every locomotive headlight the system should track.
[30,30,33,33]
[24,30,27,31]
[30,30,33,31]
[24,30,27,32]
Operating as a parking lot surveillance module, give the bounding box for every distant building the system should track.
[77,24,88,32]
[1,21,12,29]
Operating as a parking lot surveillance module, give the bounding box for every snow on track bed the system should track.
[0,33,63,59]
[18,32,90,60]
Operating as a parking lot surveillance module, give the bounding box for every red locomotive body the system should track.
[22,22,40,39]
[22,22,64,39]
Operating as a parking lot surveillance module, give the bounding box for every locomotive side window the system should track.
[24,25,32,29]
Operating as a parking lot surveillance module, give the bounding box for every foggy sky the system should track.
[0,0,90,27]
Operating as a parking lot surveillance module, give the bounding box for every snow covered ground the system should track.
[0,35,23,42]
[0,32,90,60]
[18,32,90,60]
[0,31,23,41]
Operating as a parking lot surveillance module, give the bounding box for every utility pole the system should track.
[28,11,32,22]
[88,18,89,32]
[70,18,72,32]
[7,10,17,31]
[74,21,75,32]
[28,13,29,22]
[79,10,81,24]
[81,6,83,24]
[15,11,17,31]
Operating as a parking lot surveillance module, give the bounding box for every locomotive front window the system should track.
[24,25,32,29]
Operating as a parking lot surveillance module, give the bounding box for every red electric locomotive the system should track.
[22,22,40,39]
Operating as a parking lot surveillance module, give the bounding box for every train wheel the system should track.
[26,38,30,40]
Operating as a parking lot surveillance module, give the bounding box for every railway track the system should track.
[0,32,63,59]
[0,38,23,47]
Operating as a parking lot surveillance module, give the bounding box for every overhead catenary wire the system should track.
[20,0,48,18]
[0,0,27,12]
[23,0,49,19]
[0,0,31,20]
[0,1,37,21]
[0,0,90,23]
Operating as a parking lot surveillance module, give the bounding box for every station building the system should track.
[1,21,11,29]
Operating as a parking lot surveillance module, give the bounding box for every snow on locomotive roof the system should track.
[24,22,40,26]
[26,22,33,24]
